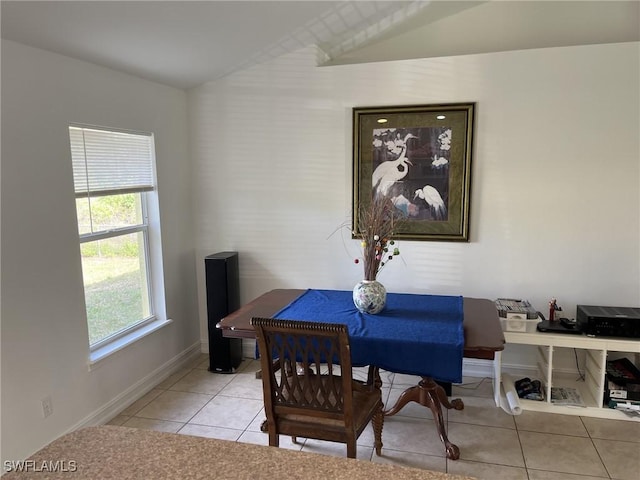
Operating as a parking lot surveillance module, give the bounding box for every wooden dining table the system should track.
[217,288,505,459]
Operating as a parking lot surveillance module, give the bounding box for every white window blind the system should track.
[69,126,154,197]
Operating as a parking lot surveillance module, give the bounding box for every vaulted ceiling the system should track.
[2,1,638,90]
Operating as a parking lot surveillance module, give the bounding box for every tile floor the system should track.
[108,355,640,480]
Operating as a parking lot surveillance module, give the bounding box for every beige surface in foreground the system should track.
[5,425,476,479]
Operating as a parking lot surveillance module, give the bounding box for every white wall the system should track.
[1,41,199,461]
[189,42,640,352]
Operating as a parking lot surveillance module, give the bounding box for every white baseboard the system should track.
[69,341,203,431]
[242,338,257,360]
[202,338,257,361]
[462,358,494,378]
[463,358,537,381]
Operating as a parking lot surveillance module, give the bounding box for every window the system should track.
[69,125,165,353]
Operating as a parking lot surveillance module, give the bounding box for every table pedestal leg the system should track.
[383,376,464,460]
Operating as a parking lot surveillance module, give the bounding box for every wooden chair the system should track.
[251,317,384,459]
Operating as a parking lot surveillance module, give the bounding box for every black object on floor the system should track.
[205,251,242,373]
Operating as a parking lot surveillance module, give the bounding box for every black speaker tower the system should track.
[205,251,242,373]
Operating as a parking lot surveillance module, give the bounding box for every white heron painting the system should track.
[369,127,450,222]
[353,103,474,241]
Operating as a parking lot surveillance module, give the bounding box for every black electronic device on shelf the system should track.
[536,312,583,335]
[577,305,640,338]
[605,357,640,403]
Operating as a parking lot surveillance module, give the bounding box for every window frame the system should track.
[69,124,169,363]
[80,194,156,351]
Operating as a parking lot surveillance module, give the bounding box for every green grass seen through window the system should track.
[82,256,145,345]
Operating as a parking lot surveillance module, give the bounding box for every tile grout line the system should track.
[580,416,613,479]
[178,360,254,433]
[512,414,531,479]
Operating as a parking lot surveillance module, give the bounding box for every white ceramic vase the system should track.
[352,280,386,314]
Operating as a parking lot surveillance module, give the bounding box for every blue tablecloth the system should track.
[272,289,464,383]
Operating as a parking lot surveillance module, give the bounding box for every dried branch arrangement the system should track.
[355,194,404,281]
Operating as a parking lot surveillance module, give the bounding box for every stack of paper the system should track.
[550,387,585,407]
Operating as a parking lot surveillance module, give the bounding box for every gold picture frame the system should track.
[352,103,475,242]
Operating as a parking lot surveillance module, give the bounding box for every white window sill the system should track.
[88,318,173,370]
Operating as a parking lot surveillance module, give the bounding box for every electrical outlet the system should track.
[42,395,53,418]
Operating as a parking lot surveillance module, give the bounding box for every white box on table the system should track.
[500,313,541,333]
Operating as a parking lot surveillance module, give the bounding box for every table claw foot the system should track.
[445,442,460,460]
[435,385,464,411]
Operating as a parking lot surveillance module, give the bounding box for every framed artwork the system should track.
[352,103,475,241]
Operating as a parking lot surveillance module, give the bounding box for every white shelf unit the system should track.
[494,330,640,421]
